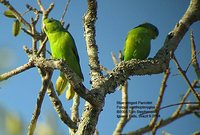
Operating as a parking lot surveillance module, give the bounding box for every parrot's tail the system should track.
[66,83,75,100]
[56,72,75,100]
[56,73,68,96]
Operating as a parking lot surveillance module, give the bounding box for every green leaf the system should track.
[3,10,16,18]
[12,20,21,37]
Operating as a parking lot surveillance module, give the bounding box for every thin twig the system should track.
[171,54,200,102]
[37,0,45,12]
[126,105,200,135]
[100,65,111,74]
[150,69,170,135]
[173,80,198,117]
[47,82,77,129]
[113,82,128,134]
[160,101,199,111]
[138,101,199,117]
[185,50,200,72]
[0,62,33,82]
[21,28,34,37]
[113,81,133,134]
[37,0,54,20]
[26,4,42,14]
[190,31,200,79]
[27,70,53,135]
[37,1,54,58]
[60,0,71,24]
[37,36,48,57]
[0,0,31,30]
[31,13,40,54]
[185,32,200,75]
[119,50,123,62]
[111,52,118,66]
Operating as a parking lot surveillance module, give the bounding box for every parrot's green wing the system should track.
[64,30,84,80]
[124,28,151,60]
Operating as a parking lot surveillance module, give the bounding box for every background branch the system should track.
[172,54,200,102]
[47,82,77,129]
[69,93,80,134]
[0,0,31,30]
[60,0,71,24]
[150,69,170,135]
[190,31,200,79]
[0,62,33,82]
[173,81,198,117]
[126,105,200,135]
[27,70,52,135]
[113,51,133,134]
[113,81,133,134]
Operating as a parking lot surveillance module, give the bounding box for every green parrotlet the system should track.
[43,18,84,100]
[123,23,159,61]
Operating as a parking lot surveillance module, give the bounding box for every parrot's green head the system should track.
[138,22,159,39]
[43,18,63,34]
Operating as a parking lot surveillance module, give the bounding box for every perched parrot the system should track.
[43,18,84,100]
[123,22,159,61]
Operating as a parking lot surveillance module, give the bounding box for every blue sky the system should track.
[0,0,200,135]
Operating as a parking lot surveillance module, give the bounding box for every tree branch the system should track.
[126,105,200,135]
[0,0,31,30]
[60,0,71,24]
[27,70,52,135]
[70,93,80,134]
[113,81,133,134]
[190,31,200,79]
[28,56,99,104]
[47,82,77,129]
[37,0,54,20]
[172,81,198,117]
[0,62,33,82]
[83,0,103,87]
[150,69,170,135]
[172,54,200,102]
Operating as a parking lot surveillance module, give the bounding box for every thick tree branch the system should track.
[47,82,77,129]
[28,56,98,104]
[83,0,103,87]
[35,45,103,135]
[75,102,102,135]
